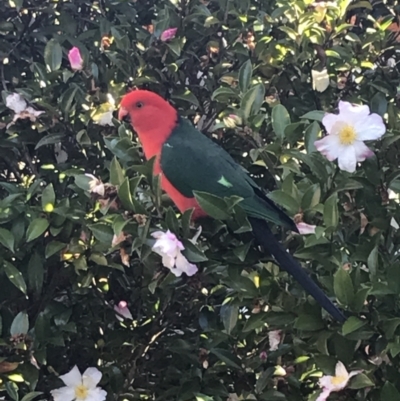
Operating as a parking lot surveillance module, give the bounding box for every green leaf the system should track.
[35,133,65,150]
[110,157,124,186]
[21,393,44,401]
[305,121,320,154]
[3,261,27,295]
[370,92,387,117]
[271,104,291,140]
[45,241,66,258]
[324,193,339,228]
[44,39,63,71]
[210,348,242,369]
[267,190,299,215]
[118,178,135,211]
[381,382,400,400]
[294,314,325,331]
[10,311,29,336]
[0,227,15,252]
[5,381,19,401]
[28,252,44,295]
[41,183,56,211]
[220,304,238,335]
[238,59,252,93]
[88,223,114,245]
[172,89,199,107]
[348,373,374,389]
[241,84,265,121]
[193,191,231,220]
[334,268,354,306]
[342,316,367,335]
[26,218,49,242]
[165,207,180,235]
[300,110,325,121]
[301,184,321,210]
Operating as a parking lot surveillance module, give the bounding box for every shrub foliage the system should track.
[1,0,400,400]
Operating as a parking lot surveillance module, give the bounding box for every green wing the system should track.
[160,118,296,230]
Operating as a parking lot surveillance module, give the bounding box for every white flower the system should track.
[96,110,114,126]
[296,222,316,235]
[315,101,386,173]
[151,230,198,277]
[268,330,282,351]
[6,93,44,124]
[114,300,133,321]
[316,361,362,401]
[312,68,330,92]
[85,174,105,197]
[50,365,106,401]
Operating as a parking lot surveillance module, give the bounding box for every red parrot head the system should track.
[118,90,177,136]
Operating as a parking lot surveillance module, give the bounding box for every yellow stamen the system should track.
[75,384,89,400]
[331,375,347,385]
[339,125,357,145]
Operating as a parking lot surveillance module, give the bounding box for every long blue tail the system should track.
[249,218,346,322]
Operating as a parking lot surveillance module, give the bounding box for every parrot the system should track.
[118,90,346,322]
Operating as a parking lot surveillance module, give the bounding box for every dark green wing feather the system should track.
[160,117,296,230]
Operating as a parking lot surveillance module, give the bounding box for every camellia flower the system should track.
[259,351,268,361]
[160,27,178,42]
[68,47,84,71]
[85,174,105,197]
[314,101,385,173]
[316,361,362,401]
[114,300,133,321]
[151,230,198,277]
[50,365,107,401]
[296,222,316,235]
[268,330,282,351]
[6,93,44,124]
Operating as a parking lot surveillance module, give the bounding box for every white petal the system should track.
[316,389,332,401]
[322,113,340,133]
[314,134,343,162]
[59,365,82,387]
[348,370,362,378]
[82,367,102,389]
[6,93,27,113]
[355,113,386,141]
[312,68,330,92]
[337,146,357,172]
[353,141,374,162]
[296,222,316,235]
[338,101,370,117]
[50,387,76,401]
[85,388,107,401]
[175,252,198,276]
[151,231,165,239]
[335,361,349,378]
[162,254,176,269]
[319,375,334,389]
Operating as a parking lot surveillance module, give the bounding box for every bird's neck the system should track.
[136,116,179,160]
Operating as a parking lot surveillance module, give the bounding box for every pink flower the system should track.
[259,351,268,361]
[268,330,282,351]
[160,28,178,42]
[314,101,385,173]
[316,361,362,401]
[114,301,133,321]
[68,47,83,71]
[151,230,198,277]
[296,222,317,235]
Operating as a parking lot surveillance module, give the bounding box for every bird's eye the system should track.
[136,101,144,109]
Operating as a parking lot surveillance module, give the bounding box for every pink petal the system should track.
[322,112,340,133]
[160,28,178,42]
[68,47,83,71]
[353,141,374,162]
[296,222,316,235]
[316,389,332,401]
[314,134,342,162]
[337,146,357,172]
[338,101,370,117]
[355,113,386,141]
[175,252,198,277]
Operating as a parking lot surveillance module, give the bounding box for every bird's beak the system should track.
[118,107,128,121]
